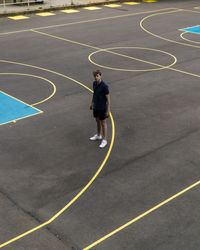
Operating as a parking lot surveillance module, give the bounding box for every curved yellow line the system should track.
[0,60,92,93]
[0,60,115,248]
[180,31,200,45]
[181,9,200,14]
[0,73,56,106]
[88,47,177,72]
[140,9,200,49]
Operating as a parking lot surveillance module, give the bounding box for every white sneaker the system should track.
[99,140,107,148]
[90,134,102,141]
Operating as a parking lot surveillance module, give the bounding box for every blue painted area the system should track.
[181,25,200,34]
[0,91,41,125]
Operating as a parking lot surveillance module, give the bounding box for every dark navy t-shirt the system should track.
[93,80,109,111]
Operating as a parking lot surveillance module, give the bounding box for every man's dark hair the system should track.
[93,70,102,77]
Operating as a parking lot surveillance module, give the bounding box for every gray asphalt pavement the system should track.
[0,0,200,249]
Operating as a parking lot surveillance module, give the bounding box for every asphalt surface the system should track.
[0,0,200,249]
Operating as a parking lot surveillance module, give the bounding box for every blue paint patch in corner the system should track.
[0,91,42,125]
[180,25,200,34]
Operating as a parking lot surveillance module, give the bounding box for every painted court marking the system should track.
[0,90,42,126]
[0,72,56,126]
[104,4,122,8]
[180,31,200,45]
[6,2,143,21]
[180,25,200,34]
[143,0,157,2]
[0,72,56,107]
[60,9,80,13]
[83,6,102,10]
[140,9,200,49]
[8,15,29,20]
[88,46,177,72]
[35,12,56,16]
[123,2,140,5]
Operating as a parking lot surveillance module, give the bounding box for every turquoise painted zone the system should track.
[181,25,200,34]
[0,91,41,125]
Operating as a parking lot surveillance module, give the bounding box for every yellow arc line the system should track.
[140,9,200,49]
[180,31,200,45]
[0,60,115,248]
[88,47,177,72]
[180,9,200,14]
[0,72,56,106]
[83,180,200,250]
[0,60,92,93]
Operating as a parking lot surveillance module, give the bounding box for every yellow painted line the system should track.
[0,111,42,127]
[0,73,56,106]
[194,6,200,9]
[0,113,42,127]
[60,9,80,13]
[181,9,200,14]
[0,59,115,248]
[123,2,140,5]
[83,180,200,249]
[35,12,55,16]
[8,15,29,20]
[88,47,177,72]
[0,8,177,36]
[104,4,121,8]
[83,6,102,10]
[180,31,200,45]
[31,29,99,50]
[169,67,200,79]
[142,0,157,2]
[140,9,200,49]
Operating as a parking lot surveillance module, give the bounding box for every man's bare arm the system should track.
[106,94,110,116]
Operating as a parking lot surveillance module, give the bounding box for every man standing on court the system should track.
[90,70,110,148]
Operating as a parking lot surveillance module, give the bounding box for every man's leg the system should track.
[96,117,101,136]
[100,119,107,141]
